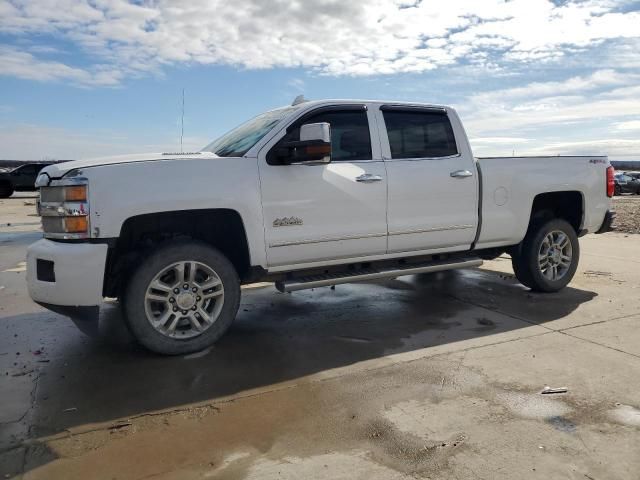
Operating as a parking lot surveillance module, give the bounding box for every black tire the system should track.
[614,185,621,196]
[511,218,579,293]
[0,183,14,198]
[511,245,534,289]
[123,241,240,355]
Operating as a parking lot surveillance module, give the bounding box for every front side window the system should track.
[15,164,38,174]
[382,109,458,159]
[203,106,297,157]
[269,109,372,164]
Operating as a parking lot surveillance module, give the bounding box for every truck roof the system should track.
[287,98,449,110]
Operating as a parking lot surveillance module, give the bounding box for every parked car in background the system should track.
[625,171,640,181]
[0,163,53,198]
[614,173,640,195]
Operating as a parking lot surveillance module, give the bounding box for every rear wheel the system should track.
[511,218,579,292]
[124,241,240,355]
[614,185,621,196]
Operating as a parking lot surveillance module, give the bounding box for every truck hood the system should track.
[42,151,220,179]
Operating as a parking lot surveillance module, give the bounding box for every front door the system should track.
[258,105,388,268]
[378,106,479,254]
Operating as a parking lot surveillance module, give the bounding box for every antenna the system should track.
[180,88,185,153]
[292,94,307,106]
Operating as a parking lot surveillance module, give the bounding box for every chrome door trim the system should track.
[382,153,462,162]
[389,224,475,236]
[269,231,387,248]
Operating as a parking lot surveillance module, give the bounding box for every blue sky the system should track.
[0,0,639,160]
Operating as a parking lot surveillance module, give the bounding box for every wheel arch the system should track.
[527,190,584,234]
[103,208,252,297]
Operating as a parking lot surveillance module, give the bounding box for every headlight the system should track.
[38,178,90,239]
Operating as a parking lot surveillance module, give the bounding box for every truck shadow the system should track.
[5,265,597,473]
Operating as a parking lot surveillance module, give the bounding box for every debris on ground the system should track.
[108,421,132,431]
[613,196,640,234]
[541,386,568,395]
[63,407,78,413]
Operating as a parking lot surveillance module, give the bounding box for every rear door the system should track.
[377,105,479,254]
[258,104,388,268]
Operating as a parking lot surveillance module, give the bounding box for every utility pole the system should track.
[180,88,185,153]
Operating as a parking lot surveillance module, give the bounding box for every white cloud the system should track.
[459,68,640,137]
[528,139,640,158]
[0,46,122,86]
[470,137,531,145]
[0,123,208,160]
[457,66,640,158]
[469,69,639,107]
[614,120,640,132]
[0,0,638,84]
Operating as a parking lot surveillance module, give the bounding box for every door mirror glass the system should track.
[277,122,331,165]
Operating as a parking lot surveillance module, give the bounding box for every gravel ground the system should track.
[613,195,640,234]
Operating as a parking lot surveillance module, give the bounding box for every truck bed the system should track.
[475,156,610,249]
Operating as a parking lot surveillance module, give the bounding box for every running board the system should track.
[275,257,483,293]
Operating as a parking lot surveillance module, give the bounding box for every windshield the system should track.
[202,106,298,157]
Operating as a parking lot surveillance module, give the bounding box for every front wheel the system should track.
[511,218,579,293]
[0,183,14,198]
[124,241,241,355]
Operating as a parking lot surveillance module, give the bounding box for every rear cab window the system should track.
[381,107,458,159]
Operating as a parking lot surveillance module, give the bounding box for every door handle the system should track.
[356,173,383,183]
[450,170,473,178]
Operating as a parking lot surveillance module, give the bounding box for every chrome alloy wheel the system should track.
[538,230,573,281]
[143,261,224,339]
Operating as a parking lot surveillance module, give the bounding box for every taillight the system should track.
[606,166,615,198]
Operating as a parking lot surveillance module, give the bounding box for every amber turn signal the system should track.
[64,185,87,202]
[63,216,88,233]
[305,144,331,156]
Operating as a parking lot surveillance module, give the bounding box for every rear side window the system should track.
[382,110,458,159]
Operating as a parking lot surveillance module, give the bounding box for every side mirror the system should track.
[277,122,331,165]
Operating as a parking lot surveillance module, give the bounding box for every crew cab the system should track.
[26,99,615,354]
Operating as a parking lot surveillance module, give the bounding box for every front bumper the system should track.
[596,210,615,234]
[26,239,108,306]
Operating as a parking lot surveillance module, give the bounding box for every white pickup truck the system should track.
[26,99,615,354]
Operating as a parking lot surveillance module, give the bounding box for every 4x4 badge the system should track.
[273,216,303,227]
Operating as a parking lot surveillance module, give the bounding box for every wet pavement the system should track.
[1,195,640,479]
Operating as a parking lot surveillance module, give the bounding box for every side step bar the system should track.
[275,257,483,293]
